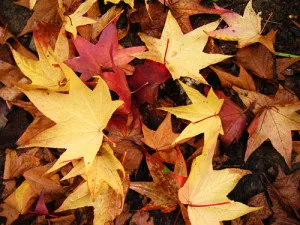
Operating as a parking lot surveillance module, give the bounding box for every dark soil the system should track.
[0,0,299,225]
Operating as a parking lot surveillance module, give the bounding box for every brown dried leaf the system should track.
[236,44,299,80]
[158,0,220,33]
[23,163,66,202]
[210,64,256,91]
[141,113,179,151]
[3,148,40,179]
[18,0,61,36]
[14,101,55,146]
[130,152,179,213]
[130,1,167,38]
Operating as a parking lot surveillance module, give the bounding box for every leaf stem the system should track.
[276,52,300,58]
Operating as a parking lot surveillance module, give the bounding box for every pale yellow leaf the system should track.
[18,62,123,173]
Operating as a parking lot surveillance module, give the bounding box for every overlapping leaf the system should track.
[134,11,231,84]
[179,133,261,225]
[207,0,277,53]
[234,86,300,167]
[159,81,224,145]
[18,62,123,173]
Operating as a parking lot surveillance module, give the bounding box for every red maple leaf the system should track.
[65,22,145,113]
[128,60,171,105]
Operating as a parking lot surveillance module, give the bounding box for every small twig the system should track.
[261,12,273,34]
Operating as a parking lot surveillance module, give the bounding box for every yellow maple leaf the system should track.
[178,133,261,225]
[159,81,224,146]
[105,0,134,8]
[11,28,69,91]
[56,181,125,225]
[133,11,231,84]
[63,0,98,38]
[61,143,125,200]
[233,86,300,168]
[207,0,276,53]
[18,62,123,173]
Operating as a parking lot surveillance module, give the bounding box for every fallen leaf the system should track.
[130,1,167,38]
[106,106,142,144]
[134,11,231,84]
[130,152,180,213]
[91,6,123,40]
[63,0,97,38]
[234,86,300,167]
[0,203,19,225]
[61,143,125,200]
[141,113,179,151]
[210,64,256,91]
[3,148,40,179]
[34,191,49,215]
[271,169,300,216]
[267,169,300,223]
[18,0,60,36]
[0,60,28,102]
[214,90,247,147]
[4,180,37,215]
[56,179,128,225]
[106,108,144,171]
[13,100,55,146]
[112,140,143,171]
[0,60,24,87]
[65,22,145,113]
[178,133,261,225]
[157,0,221,33]
[236,44,300,80]
[23,163,66,202]
[76,0,101,40]
[128,60,172,105]
[18,62,123,173]
[65,22,145,79]
[159,81,224,146]
[207,0,277,53]
[11,26,69,91]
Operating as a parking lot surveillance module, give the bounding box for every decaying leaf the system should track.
[134,11,231,84]
[159,81,224,146]
[178,134,261,225]
[234,86,300,167]
[56,178,129,225]
[130,1,167,38]
[130,152,180,213]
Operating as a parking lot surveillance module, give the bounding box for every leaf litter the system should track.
[0,0,299,224]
